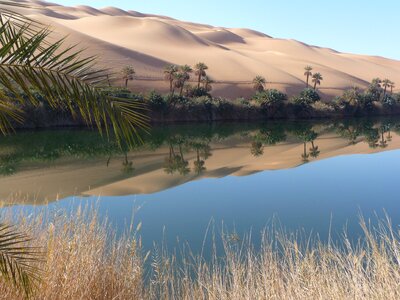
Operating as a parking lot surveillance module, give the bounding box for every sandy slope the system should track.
[4,0,400,99]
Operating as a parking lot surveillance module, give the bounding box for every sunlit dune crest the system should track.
[5,0,400,99]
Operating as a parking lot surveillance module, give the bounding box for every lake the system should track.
[1,118,400,254]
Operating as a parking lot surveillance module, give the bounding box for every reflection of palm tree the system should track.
[164,139,191,175]
[335,121,364,145]
[301,142,309,163]
[379,127,388,148]
[191,140,212,174]
[122,153,134,173]
[364,127,379,148]
[309,141,320,158]
[194,149,206,174]
[250,141,264,157]
[387,130,392,142]
[291,125,318,163]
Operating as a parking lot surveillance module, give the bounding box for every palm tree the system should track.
[0,223,41,297]
[164,64,178,94]
[0,2,148,295]
[202,76,214,92]
[194,62,208,88]
[312,73,323,90]
[252,75,266,92]
[389,81,395,94]
[304,66,313,88]
[173,73,186,97]
[382,79,391,98]
[178,65,192,96]
[121,65,135,88]
[0,5,148,145]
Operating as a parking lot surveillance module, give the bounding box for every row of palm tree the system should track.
[163,63,212,97]
[252,67,323,95]
[304,66,323,90]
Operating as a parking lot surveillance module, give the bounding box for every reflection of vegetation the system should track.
[250,124,287,157]
[250,141,264,157]
[191,141,212,175]
[2,119,400,176]
[122,153,134,174]
[309,141,320,158]
[290,124,318,163]
[336,120,363,145]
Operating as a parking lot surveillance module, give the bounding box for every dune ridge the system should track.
[5,0,400,98]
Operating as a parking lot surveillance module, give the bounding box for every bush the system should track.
[291,96,314,106]
[255,89,287,107]
[382,94,396,108]
[101,87,143,100]
[192,96,233,114]
[165,95,189,107]
[147,91,167,111]
[186,86,210,98]
[299,88,321,103]
[311,101,334,113]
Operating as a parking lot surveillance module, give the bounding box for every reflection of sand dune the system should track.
[5,1,400,98]
[1,131,399,204]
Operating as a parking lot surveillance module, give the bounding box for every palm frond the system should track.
[0,7,148,146]
[0,223,42,297]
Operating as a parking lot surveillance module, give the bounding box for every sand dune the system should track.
[4,1,400,98]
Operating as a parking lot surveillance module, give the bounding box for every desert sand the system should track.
[5,0,400,99]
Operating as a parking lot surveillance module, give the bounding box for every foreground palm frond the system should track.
[0,2,148,145]
[0,223,41,298]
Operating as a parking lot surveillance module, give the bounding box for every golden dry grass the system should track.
[1,207,400,299]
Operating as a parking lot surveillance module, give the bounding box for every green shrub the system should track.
[147,91,167,111]
[255,89,287,107]
[299,88,320,103]
[186,86,210,98]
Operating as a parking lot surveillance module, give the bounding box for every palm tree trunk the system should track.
[180,85,184,96]
[125,78,128,88]
[306,74,309,88]
[169,79,173,93]
[313,81,317,90]
[198,74,201,88]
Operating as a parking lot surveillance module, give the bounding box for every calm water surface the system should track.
[1,118,400,253]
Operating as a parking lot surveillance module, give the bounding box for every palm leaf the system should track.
[0,3,149,146]
[0,223,42,297]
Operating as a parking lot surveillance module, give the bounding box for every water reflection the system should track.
[1,118,400,203]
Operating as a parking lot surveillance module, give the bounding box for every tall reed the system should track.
[1,206,400,299]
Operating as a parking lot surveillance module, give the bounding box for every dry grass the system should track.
[0,206,143,300]
[1,207,400,299]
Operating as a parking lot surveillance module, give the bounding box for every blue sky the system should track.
[52,0,400,60]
